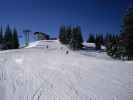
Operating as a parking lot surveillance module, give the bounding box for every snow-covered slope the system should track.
[0,40,133,100]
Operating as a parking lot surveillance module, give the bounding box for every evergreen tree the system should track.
[105,33,120,58]
[120,6,133,59]
[59,25,67,44]
[59,25,83,50]
[104,33,112,44]
[4,25,13,49]
[69,31,77,50]
[105,33,113,56]
[65,26,72,44]
[12,28,19,49]
[0,26,3,43]
[76,26,83,48]
[99,34,104,45]
[95,34,101,50]
[69,26,83,50]
[87,34,95,43]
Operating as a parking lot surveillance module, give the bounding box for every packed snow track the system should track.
[0,40,133,100]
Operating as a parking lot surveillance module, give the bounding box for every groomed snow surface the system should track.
[0,40,133,100]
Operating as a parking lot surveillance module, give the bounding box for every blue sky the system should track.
[0,0,131,43]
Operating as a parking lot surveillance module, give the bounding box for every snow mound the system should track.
[83,42,95,48]
[26,41,40,48]
[0,40,133,100]
[83,42,106,50]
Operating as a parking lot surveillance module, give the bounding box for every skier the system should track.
[46,45,48,49]
[66,50,69,54]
